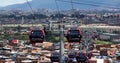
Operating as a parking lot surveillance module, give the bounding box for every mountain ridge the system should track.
[1,0,120,10]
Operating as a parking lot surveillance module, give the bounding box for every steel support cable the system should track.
[26,0,36,26]
[26,0,34,15]
[71,0,74,10]
[55,0,61,22]
[70,0,77,26]
[56,0,120,10]
[77,0,120,7]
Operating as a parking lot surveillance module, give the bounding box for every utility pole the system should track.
[49,21,52,31]
[21,16,24,24]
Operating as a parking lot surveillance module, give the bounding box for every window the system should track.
[40,58,44,60]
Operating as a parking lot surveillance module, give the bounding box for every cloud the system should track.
[0,0,32,7]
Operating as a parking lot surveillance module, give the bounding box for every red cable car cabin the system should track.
[86,52,93,59]
[76,52,89,63]
[50,52,60,62]
[29,29,45,44]
[68,52,77,63]
[66,28,82,43]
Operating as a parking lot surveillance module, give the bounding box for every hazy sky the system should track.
[0,0,32,7]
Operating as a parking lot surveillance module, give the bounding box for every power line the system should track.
[56,0,120,10]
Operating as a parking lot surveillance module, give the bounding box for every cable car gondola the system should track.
[68,52,77,63]
[86,52,93,59]
[68,52,77,58]
[29,28,45,44]
[66,28,82,43]
[50,52,60,62]
[88,44,94,51]
[76,52,88,63]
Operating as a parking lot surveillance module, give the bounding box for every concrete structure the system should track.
[98,33,120,43]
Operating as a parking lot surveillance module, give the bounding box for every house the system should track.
[42,42,53,50]
[9,39,19,45]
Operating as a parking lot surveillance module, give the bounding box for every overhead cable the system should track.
[77,0,119,6]
[26,0,36,20]
[56,0,120,10]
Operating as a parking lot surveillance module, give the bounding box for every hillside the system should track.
[1,0,120,10]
